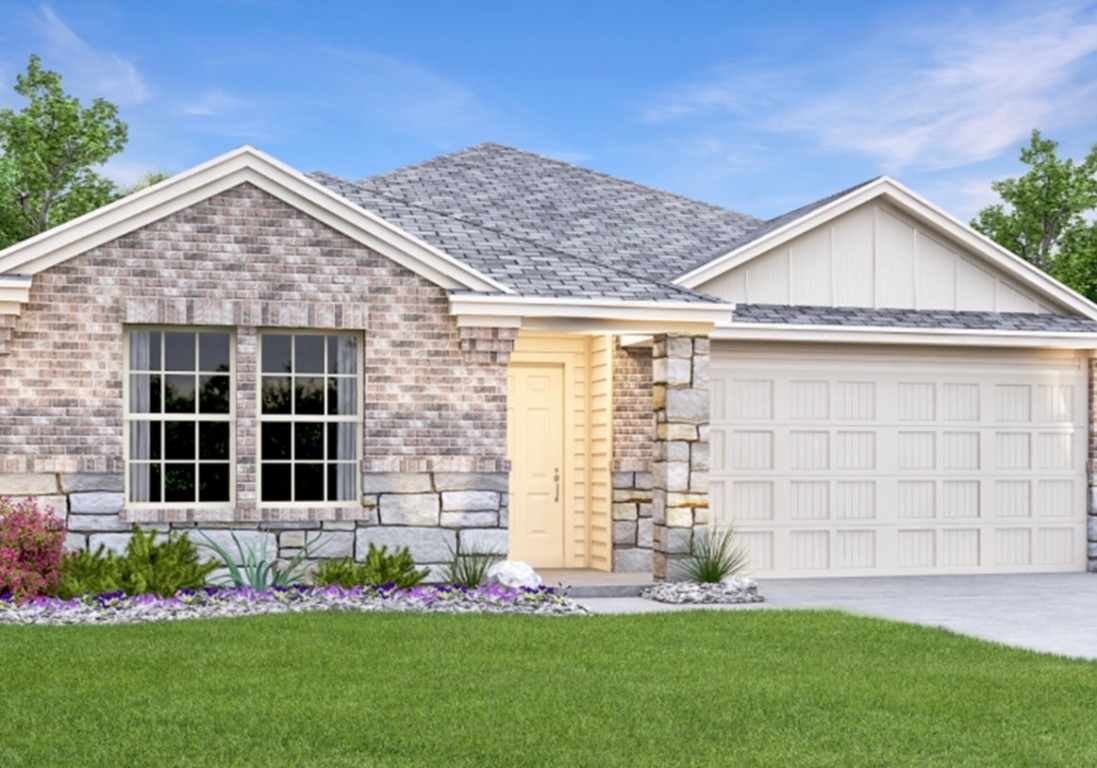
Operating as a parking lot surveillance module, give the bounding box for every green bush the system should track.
[54,526,217,599]
[683,525,748,583]
[313,544,428,589]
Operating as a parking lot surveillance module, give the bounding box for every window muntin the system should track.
[127,330,234,505]
[259,332,359,504]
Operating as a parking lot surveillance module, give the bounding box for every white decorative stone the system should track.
[69,492,124,515]
[379,493,439,526]
[485,560,541,588]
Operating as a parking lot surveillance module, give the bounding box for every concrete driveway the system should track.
[580,573,1097,661]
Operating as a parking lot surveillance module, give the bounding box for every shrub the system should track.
[54,526,217,599]
[683,525,748,583]
[0,497,67,603]
[313,544,428,589]
[198,530,312,590]
[442,544,503,588]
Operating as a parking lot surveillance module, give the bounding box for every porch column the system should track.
[652,334,710,581]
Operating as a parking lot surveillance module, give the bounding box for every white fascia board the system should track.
[0,274,32,304]
[714,322,1097,350]
[449,294,734,324]
[678,177,1097,320]
[0,145,507,294]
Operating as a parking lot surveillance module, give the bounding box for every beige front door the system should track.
[507,364,566,567]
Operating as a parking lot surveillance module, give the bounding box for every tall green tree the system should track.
[972,130,1097,301]
[0,55,128,249]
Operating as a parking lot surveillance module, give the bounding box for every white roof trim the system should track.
[0,145,508,294]
[678,177,1097,321]
[449,293,733,326]
[714,322,1097,350]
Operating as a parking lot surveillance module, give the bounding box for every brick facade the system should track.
[612,344,653,473]
[0,184,514,553]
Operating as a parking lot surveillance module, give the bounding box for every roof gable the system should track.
[0,146,507,307]
[678,177,1097,321]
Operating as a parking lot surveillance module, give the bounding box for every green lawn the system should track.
[2,610,1095,767]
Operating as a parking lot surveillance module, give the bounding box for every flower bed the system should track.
[0,583,588,625]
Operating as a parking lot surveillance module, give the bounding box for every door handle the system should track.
[554,468,560,503]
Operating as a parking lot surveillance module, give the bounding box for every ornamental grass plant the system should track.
[683,525,748,583]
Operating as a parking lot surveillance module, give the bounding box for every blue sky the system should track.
[0,0,1095,221]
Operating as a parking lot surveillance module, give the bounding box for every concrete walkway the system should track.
[578,573,1097,661]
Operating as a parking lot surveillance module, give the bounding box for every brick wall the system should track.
[612,344,653,473]
[0,183,514,528]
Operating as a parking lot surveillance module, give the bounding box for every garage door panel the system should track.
[711,345,1088,577]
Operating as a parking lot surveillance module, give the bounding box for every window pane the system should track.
[129,331,160,372]
[295,423,324,460]
[262,422,291,461]
[327,378,357,415]
[262,464,291,502]
[130,374,162,413]
[328,463,357,502]
[262,335,291,373]
[199,422,229,461]
[130,463,152,503]
[149,464,162,503]
[328,335,357,375]
[164,464,195,502]
[150,421,162,461]
[327,422,357,461]
[199,375,231,414]
[164,375,196,413]
[295,377,324,415]
[199,333,230,372]
[199,464,230,503]
[164,332,196,371]
[295,463,324,502]
[165,422,196,460]
[296,335,324,374]
[130,421,152,460]
[261,376,292,415]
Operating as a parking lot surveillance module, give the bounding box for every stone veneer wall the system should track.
[1089,358,1097,572]
[0,182,516,576]
[611,471,653,572]
[651,335,710,581]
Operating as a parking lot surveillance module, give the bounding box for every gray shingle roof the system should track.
[354,143,762,282]
[311,172,721,303]
[733,304,1097,333]
[685,178,881,272]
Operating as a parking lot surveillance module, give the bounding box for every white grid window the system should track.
[126,329,234,505]
[258,332,360,504]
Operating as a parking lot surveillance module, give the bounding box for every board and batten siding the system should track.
[698,201,1059,313]
[509,332,612,569]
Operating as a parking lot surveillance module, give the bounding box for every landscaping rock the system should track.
[642,576,764,604]
[485,560,541,588]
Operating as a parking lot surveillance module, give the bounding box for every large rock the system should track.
[485,561,541,589]
[356,527,456,564]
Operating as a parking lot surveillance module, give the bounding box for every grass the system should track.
[2,610,1096,767]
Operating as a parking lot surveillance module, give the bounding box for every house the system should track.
[0,143,1095,580]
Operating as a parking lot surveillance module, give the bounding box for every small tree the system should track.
[972,130,1097,301]
[0,55,128,249]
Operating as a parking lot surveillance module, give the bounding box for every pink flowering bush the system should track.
[0,497,67,603]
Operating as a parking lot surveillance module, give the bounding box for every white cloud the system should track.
[643,2,1097,173]
[177,88,248,117]
[31,4,151,105]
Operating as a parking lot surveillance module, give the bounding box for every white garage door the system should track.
[710,343,1089,577]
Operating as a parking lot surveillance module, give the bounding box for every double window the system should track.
[125,328,360,507]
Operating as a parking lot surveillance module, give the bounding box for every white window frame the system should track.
[256,329,362,507]
[123,326,236,509]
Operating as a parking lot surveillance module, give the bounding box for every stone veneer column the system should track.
[651,335,710,581]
